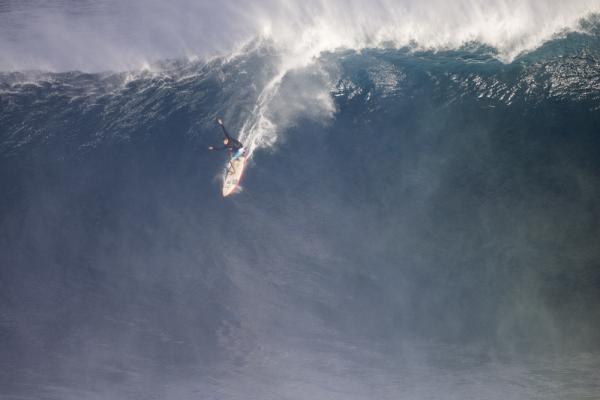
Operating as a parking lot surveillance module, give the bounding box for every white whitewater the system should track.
[228,1,600,160]
[1,0,598,71]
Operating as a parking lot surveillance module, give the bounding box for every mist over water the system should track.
[1,0,599,71]
[2,1,600,399]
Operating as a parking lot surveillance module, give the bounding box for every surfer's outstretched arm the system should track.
[217,118,244,149]
[217,118,232,141]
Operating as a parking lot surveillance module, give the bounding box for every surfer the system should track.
[208,118,245,173]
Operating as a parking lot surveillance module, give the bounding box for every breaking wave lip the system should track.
[252,2,598,61]
[1,1,599,72]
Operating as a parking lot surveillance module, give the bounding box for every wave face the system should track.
[2,18,600,400]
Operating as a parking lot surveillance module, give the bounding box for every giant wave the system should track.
[1,5,600,400]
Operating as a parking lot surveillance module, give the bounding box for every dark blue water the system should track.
[1,30,600,399]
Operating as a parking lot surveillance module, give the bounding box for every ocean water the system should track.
[1,2,600,399]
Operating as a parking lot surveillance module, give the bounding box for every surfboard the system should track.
[222,155,247,197]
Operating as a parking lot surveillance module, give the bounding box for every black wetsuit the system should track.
[211,124,243,153]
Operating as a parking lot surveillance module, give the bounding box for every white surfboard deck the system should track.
[222,156,247,197]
